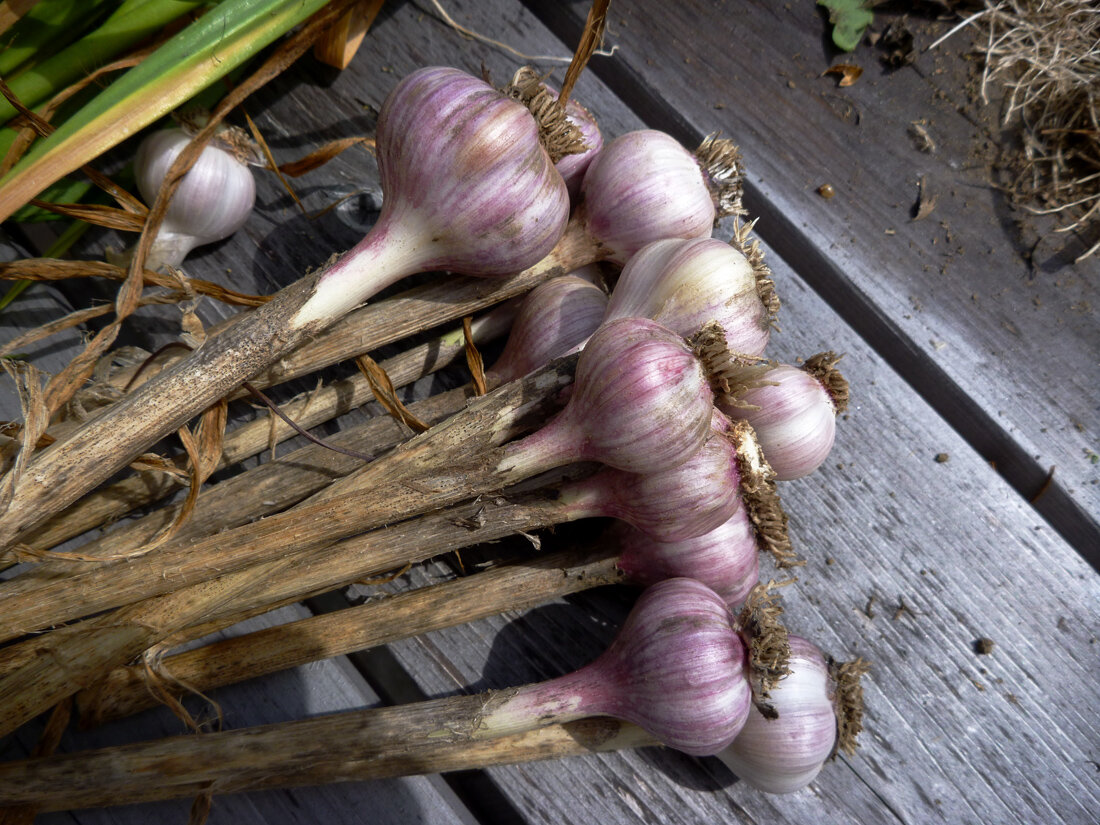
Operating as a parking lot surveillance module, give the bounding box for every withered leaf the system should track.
[823,64,863,88]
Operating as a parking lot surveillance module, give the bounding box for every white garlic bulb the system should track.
[134,127,257,270]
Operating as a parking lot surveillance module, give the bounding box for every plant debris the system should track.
[973,0,1100,260]
[822,63,864,87]
[912,175,938,220]
[877,18,917,68]
[909,120,937,153]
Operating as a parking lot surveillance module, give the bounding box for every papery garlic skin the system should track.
[605,237,771,355]
[559,423,742,542]
[481,578,752,756]
[615,506,760,606]
[581,130,718,264]
[721,365,837,480]
[716,635,837,793]
[556,96,603,202]
[488,274,608,385]
[502,317,715,476]
[135,128,256,270]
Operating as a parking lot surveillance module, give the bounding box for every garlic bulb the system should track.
[720,352,849,480]
[716,636,868,794]
[487,274,608,385]
[134,127,257,271]
[580,130,740,264]
[605,237,774,356]
[614,506,761,606]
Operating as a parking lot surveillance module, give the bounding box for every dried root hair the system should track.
[688,322,775,408]
[975,0,1100,260]
[726,420,801,568]
[504,67,587,163]
[695,133,746,219]
[829,656,871,756]
[730,218,781,328]
[737,581,793,714]
[802,351,850,414]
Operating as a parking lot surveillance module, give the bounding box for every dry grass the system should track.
[975,0,1100,260]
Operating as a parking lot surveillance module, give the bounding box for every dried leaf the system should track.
[246,112,304,215]
[823,64,863,87]
[0,258,269,307]
[0,360,49,511]
[463,315,487,397]
[129,453,190,482]
[313,0,386,69]
[26,200,148,231]
[145,397,229,550]
[277,136,376,177]
[0,293,185,360]
[356,354,431,433]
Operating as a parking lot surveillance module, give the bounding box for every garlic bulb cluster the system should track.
[134,127,257,271]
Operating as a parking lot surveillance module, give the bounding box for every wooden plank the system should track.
[525,0,1100,556]
[3,605,478,825]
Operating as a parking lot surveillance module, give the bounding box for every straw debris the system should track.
[975,0,1100,260]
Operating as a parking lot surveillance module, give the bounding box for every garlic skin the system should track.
[720,358,847,480]
[581,130,718,264]
[716,635,837,793]
[605,237,772,356]
[503,317,715,476]
[555,96,603,202]
[484,578,752,756]
[487,274,608,385]
[558,423,743,542]
[134,128,256,270]
[615,506,760,606]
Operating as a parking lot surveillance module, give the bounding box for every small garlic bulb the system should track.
[716,636,868,794]
[580,130,719,265]
[134,127,257,270]
[487,274,608,385]
[720,353,849,480]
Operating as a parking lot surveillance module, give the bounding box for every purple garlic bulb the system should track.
[605,237,773,356]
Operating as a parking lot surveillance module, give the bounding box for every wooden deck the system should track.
[1,1,1098,823]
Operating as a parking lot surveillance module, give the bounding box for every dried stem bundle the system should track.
[78,549,623,726]
[0,715,654,811]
